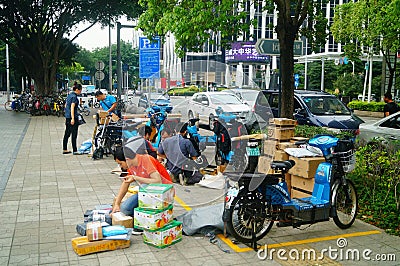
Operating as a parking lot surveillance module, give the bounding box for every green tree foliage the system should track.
[331,0,400,95]
[137,0,328,119]
[333,73,363,100]
[0,0,142,95]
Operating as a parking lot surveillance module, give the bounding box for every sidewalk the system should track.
[0,109,399,265]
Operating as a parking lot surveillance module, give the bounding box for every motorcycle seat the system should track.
[270,160,295,171]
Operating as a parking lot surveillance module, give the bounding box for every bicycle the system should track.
[224,134,358,249]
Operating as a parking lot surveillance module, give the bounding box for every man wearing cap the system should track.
[112,137,172,217]
[95,90,120,116]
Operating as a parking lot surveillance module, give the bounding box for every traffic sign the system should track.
[122,63,129,72]
[139,37,160,50]
[95,71,105,81]
[255,39,303,56]
[139,50,160,78]
[95,61,105,71]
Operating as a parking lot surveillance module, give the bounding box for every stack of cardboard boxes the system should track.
[134,184,182,248]
[257,118,325,198]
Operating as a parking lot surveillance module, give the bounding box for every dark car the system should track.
[254,90,364,133]
[138,93,173,113]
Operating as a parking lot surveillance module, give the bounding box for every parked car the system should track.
[138,93,173,113]
[188,92,251,130]
[223,88,259,108]
[359,112,400,149]
[254,90,364,134]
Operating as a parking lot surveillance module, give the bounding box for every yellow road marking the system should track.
[174,194,381,253]
[217,230,381,253]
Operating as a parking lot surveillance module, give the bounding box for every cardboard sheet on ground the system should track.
[196,174,225,190]
[175,203,225,236]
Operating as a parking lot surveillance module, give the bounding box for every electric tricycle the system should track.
[224,134,358,249]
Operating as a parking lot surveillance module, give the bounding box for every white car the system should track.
[188,92,251,130]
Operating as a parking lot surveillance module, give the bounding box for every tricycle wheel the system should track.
[226,189,273,243]
[332,179,358,229]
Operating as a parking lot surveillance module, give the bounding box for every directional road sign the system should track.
[95,71,105,81]
[255,39,303,56]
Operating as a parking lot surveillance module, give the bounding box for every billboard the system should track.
[225,42,270,63]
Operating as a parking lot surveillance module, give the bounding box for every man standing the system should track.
[383,93,399,117]
[63,84,82,155]
[158,122,202,185]
[95,90,120,117]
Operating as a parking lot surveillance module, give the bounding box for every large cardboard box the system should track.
[278,142,296,150]
[112,212,133,228]
[138,184,175,210]
[285,173,291,195]
[291,175,315,193]
[134,205,173,231]
[274,150,289,161]
[291,188,312,199]
[263,139,278,155]
[71,236,130,256]
[268,127,295,140]
[86,221,103,241]
[142,220,182,249]
[288,156,325,179]
[270,118,297,127]
[258,155,273,174]
[97,110,108,118]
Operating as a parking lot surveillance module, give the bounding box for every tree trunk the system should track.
[276,20,296,119]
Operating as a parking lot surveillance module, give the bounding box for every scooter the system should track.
[224,134,358,250]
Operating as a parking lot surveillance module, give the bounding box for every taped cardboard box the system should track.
[274,150,289,161]
[138,184,175,210]
[268,127,295,141]
[134,205,173,231]
[143,220,182,249]
[71,236,130,256]
[291,187,312,199]
[263,139,279,156]
[112,212,133,228]
[291,175,315,193]
[288,156,325,179]
[270,118,297,127]
[258,155,273,174]
[86,221,103,241]
[98,110,108,118]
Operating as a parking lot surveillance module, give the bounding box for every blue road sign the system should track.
[139,50,160,78]
[139,37,160,50]
[294,81,299,87]
[294,74,300,80]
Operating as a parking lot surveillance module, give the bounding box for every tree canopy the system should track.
[0,0,142,95]
[331,0,400,94]
[137,0,328,118]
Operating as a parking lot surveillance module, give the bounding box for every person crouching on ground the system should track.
[112,137,172,216]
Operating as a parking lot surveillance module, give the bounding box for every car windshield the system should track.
[210,94,242,105]
[302,96,350,115]
[241,91,258,102]
[150,94,169,101]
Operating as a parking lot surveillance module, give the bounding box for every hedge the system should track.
[347,101,385,112]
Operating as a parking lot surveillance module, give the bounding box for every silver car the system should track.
[358,112,400,148]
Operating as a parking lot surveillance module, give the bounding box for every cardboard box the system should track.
[99,117,110,125]
[71,236,130,256]
[98,110,108,118]
[138,184,175,210]
[263,139,278,155]
[278,142,297,150]
[288,156,325,179]
[270,118,297,127]
[112,212,133,228]
[274,150,289,161]
[290,137,309,143]
[134,205,173,231]
[258,155,273,174]
[285,173,292,196]
[291,175,315,193]
[291,188,312,199]
[142,220,182,249]
[86,221,103,241]
[268,127,295,140]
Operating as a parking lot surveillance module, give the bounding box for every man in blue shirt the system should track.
[158,122,202,185]
[95,90,119,117]
[63,84,82,154]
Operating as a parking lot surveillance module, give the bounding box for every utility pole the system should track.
[117,22,136,100]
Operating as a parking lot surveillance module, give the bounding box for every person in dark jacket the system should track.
[62,84,82,154]
[384,93,399,117]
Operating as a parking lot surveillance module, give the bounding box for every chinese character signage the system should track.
[225,42,270,63]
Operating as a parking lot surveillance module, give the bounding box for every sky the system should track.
[70,17,136,51]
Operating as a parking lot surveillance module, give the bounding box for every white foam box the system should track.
[134,205,173,231]
[142,220,182,249]
[138,184,175,210]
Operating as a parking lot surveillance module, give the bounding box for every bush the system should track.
[347,140,400,236]
[294,125,353,139]
[348,101,385,112]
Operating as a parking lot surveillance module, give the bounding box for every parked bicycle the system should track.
[224,135,358,249]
